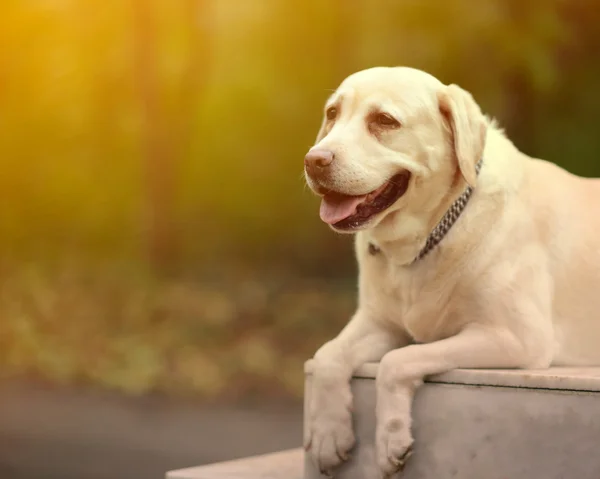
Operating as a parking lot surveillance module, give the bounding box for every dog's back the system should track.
[518,157,600,365]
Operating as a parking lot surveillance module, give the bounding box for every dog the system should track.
[302,66,600,477]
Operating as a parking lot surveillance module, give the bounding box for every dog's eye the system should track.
[375,112,400,128]
[326,107,338,121]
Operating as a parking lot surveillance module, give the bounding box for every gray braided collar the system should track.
[369,159,483,263]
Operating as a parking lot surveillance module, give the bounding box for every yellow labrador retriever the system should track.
[303,66,600,477]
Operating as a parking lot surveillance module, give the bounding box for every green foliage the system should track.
[0,0,598,398]
[2,0,599,266]
[0,261,354,398]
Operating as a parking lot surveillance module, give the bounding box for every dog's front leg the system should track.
[375,324,551,477]
[305,311,407,476]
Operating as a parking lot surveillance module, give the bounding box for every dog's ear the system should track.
[437,84,487,187]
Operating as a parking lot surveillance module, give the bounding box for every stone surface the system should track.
[304,361,600,479]
[167,448,303,479]
[305,360,600,391]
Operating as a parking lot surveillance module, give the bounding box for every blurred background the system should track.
[0,0,599,478]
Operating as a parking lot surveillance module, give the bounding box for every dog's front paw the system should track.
[376,416,414,477]
[304,389,355,476]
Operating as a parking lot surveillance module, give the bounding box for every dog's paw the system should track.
[376,416,414,477]
[304,402,355,476]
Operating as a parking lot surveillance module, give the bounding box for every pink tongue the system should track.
[320,193,366,225]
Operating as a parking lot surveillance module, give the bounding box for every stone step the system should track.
[304,361,600,479]
[166,448,303,479]
[167,364,600,479]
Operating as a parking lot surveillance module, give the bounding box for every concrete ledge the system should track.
[166,448,303,479]
[305,361,600,479]
[305,360,600,391]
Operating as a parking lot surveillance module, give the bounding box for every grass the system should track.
[0,259,356,401]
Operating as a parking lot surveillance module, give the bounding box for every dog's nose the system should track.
[304,149,334,177]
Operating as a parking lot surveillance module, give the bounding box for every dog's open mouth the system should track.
[319,171,411,230]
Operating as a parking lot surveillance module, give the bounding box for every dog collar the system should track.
[369,159,483,262]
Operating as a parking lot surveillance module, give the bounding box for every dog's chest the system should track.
[366,260,460,343]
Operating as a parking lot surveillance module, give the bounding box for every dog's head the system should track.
[304,66,487,238]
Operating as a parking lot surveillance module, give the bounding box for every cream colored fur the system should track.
[303,66,600,477]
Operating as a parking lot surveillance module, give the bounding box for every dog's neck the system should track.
[368,159,484,264]
[412,159,483,262]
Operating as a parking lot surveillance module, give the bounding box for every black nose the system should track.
[304,149,334,178]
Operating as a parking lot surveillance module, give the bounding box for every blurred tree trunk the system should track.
[177,0,211,159]
[133,0,177,275]
[175,0,213,268]
[502,0,537,155]
[503,72,536,155]
[333,0,359,84]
